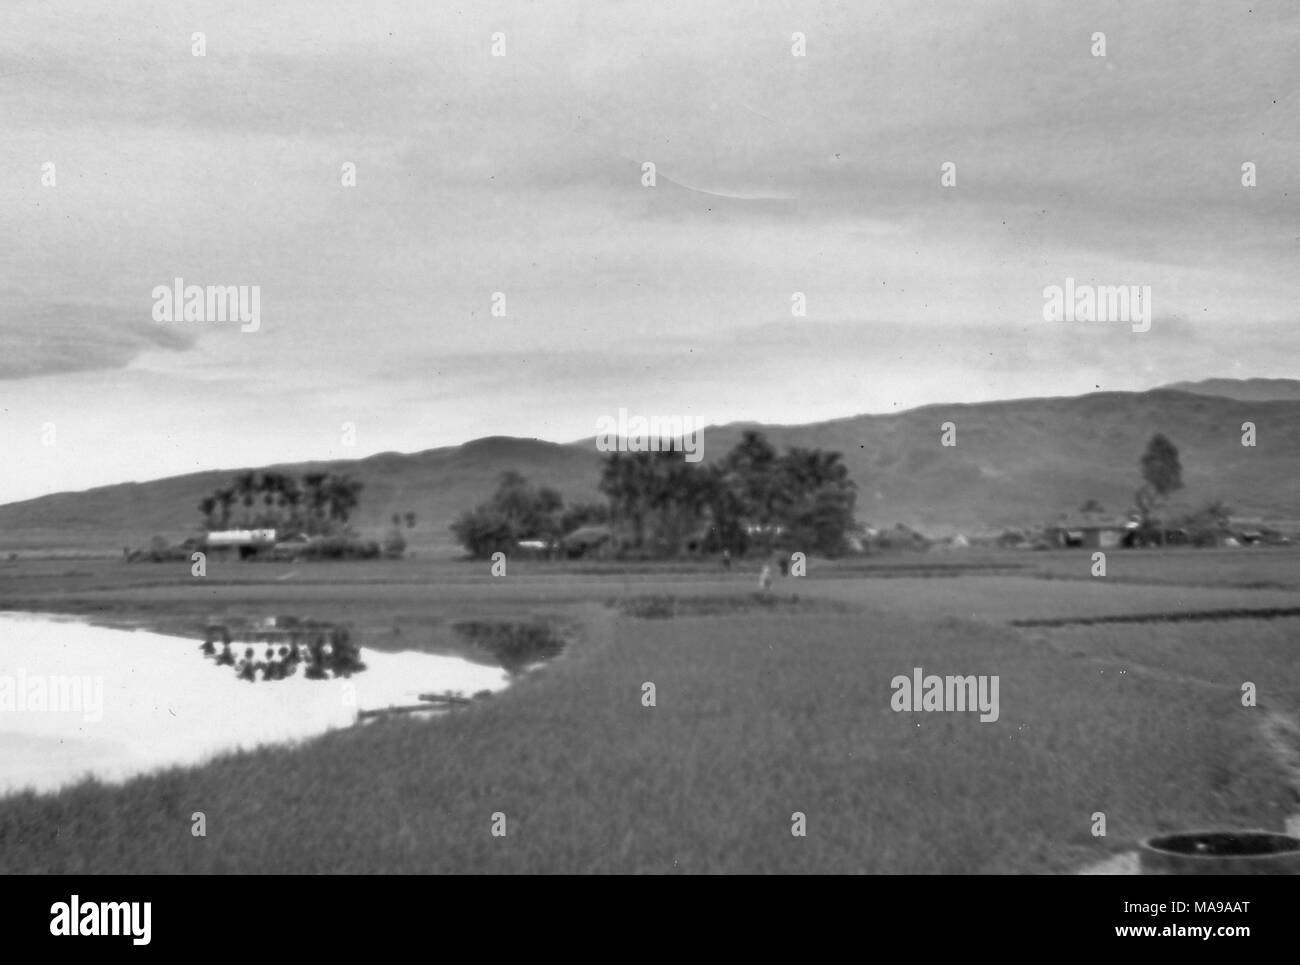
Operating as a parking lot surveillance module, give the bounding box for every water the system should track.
[0,612,513,795]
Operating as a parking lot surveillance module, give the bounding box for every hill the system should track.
[676,390,1300,535]
[0,438,603,557]
[1161,378,1300,402]
[2,390,1298,555]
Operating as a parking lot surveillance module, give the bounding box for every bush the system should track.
[125,536,192,563]
[297,536,381,560]
[382,528,408,559]
[450,505,516,559]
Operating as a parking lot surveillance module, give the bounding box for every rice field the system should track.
[0,548,1297,872]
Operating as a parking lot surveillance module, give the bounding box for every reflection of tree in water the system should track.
[237,647,257,681]
[451,620,567,676]
[201,621,366,682]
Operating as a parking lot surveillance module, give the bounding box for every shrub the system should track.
[382,528,408,559]
[297,536,381,560]
[125,536,192,563]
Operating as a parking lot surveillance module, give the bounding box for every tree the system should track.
[404,512,417,529]
[1141,433,1184,499]
[700,463,748,554]
[784,484,857,557]
[592,432,857,558]
[450,473,569,558]
[453,436,859,562]
[261,476,279,523]
[599,453,649,549]
[560,501,608,534]
[776,448,856,556]
[214,488,236,528]
[1134,433,1184,544]
[280,476,303,530]
[202,471,364,537]
[533,487,565,541]
[1179,499,1233,547]
[725,430,783,539]
[258,472,294,527]
[324,475,364,527]
[644,451,707,555]
[302,473,330,533]
[781,447,850,491]
[450,505,515,558]
[488,472,563,540]
[233,471,260,525]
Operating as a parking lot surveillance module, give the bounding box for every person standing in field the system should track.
[759,564,772,592]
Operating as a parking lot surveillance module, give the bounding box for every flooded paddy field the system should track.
[0,612,576,795]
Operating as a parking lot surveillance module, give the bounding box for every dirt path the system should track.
[1009,629,1300,874]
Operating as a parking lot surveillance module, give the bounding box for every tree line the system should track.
[198,471,365,535]
[451,430,857,559]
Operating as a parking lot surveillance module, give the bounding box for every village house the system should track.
[559,524,614,559]
[1045,515,1139,550]
[203,528,278,559]
[1226,516,1293,546]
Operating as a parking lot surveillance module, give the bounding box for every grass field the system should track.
[1,547,1298,873]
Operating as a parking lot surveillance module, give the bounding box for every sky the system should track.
[1,0,1297,505]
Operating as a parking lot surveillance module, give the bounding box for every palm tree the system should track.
[650,454,709,555]
[783,447,848,490]
[279,476,303,531]
[233,471,260,526]
[599,453,649,549]
[302,473,329,533]
[324,474,364,528]
[261,474,279,525]
[214,488,236,529]
[701,463,746,554]
[726,431,782,533]
[261,471,295,528]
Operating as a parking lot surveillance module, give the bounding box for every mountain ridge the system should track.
[3,388,1297,554]
[1159,377,1300,402]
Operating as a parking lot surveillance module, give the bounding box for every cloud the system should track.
[0,0,1298,507]
[0,299,197,380]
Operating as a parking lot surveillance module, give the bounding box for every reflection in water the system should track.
[201,620,366,682]
[451,620,568,675]
[0,613,516,795]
